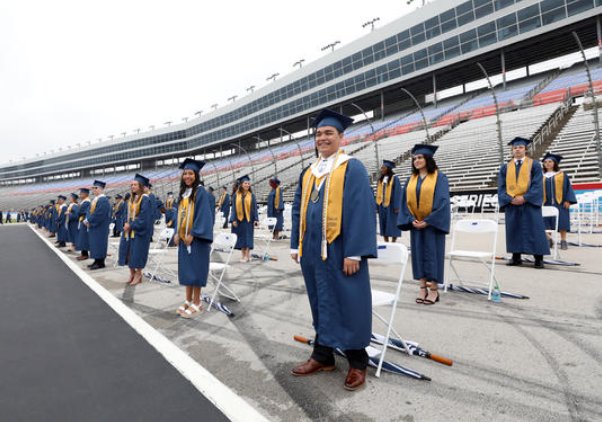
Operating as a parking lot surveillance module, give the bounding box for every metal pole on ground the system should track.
[476,62,504,166]
[230,143,256,182]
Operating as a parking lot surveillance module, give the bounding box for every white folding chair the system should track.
[214,211,226,232]
[542,206,559,259]
[254,217,277,261]
[147,228,176,282]
[370,242,410,378]
[444,219,499,301]
[208,232,239,310]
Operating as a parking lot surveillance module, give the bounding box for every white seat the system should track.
[147,228,176,283]
[208,232,239,310]
[254,217,278,261]
[444,219,499,301]
[370,242,410,378]
[542,206,559,259]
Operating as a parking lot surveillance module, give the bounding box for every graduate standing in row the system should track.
[66,193,80,252]
[398,145,450,305]
[76,188,91,261]
[267,177,284,240]
[164,192,176,228]
[290,109,377,391]
[217,186,231,229]
[207,186,216,227]
[85,180,111,270]
[498,137,550,268]
[55,195,69,248]
[119,174,154,286]
[174,159,214,319]
[230,175,258,262]
[376,160,402,243]
[113,194,126,238]
[542,153,577,250]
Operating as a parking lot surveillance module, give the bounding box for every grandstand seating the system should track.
[533,63,602,106]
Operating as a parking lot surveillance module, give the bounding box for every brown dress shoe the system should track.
[291,359,335,376]
[344,368,367,391]
[76,256,89,261]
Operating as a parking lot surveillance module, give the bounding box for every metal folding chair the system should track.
[370,242,410,378]
[208,232,239,311]
[444,219,499,300]
[147,228,176,283]
[542,206,560,259]
[254,217,277,261]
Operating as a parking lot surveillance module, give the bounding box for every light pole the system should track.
[400,87,431,143]
[194,110,203,117]
[362,17,380,32]
[228,95,237,103]
[350,103,379,172]
[148,125,155,131]
[121,132,127,137]
[230,143,256,181]
[211,104,218,110]
[321,41,340,53]
[246,85,255,93]
[134,128,141,134]
[164,121,172,127]
[573,31,602,178]
[406,0,426,6]
[182,117,188,123]
[476,62,504,165]
[266,73,279,82]
[293,59,305,69]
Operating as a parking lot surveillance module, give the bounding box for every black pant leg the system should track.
[345,349,369,370]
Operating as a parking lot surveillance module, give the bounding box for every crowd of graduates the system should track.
[21,108,578,392]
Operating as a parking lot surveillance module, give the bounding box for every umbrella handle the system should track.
[293,335,313,346]
[428,353,453,366]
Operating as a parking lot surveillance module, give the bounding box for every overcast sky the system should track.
[0,0,421,164]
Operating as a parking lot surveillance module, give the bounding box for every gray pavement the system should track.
[0,225,227,422]
[6,221,602,421]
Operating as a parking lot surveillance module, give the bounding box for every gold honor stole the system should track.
[178,195,195,239]
[90,197,98,214]
[235,192,252,222]
[506,157,532,197]
[275,187,281,209]
[127,195,143,238]
[79,199,89,222]
[543,172,564,205]
[406,170,438,221]
[376,178,394,207]
[298,152,348,260]
[217,193,225,208]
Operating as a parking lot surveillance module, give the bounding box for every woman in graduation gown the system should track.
[376,160,402,243]
[542,153,577,250]
[118,174,154,286]
[76,188,91,261]
[56,195,69,247]
[267,177,284,240]
[66,193,80,252]
[230,175,259,262]
[174,159,213,319]
[398,144,450,305]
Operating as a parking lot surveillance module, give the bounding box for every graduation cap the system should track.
[411,144,438,156]
[207,186,214,192]
[167,191,174,196]
[115,193,123,199]
[312,109,354,132]
[49,199,56,204]
[382,160,395,169]
[542,152,563,163]
[70,193,79,200]
[134,173,150,187]
[507,137,532,147]
[237,175,251,183]
[124,192,131,201]
[57,195,67,200]
[270,177,281,185]
[179,158,206,173]
[93,180,106,188]
[79,188,90,194]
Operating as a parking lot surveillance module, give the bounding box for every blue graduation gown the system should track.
[118,196,153,269]
[164,200,176,228]
[76,200,91,251]
[543,173,577,232]
[208,193,216,226]
[114,201,126,233]
[291,159,377,351]
[57,204,69,242]
[377,175,402,238]
[49,207,57,233]
[87,196,111,260]
[398,172,450,283]
[498,161,550,256]
[67,204,80,245]
[219,193,231,222]
[230,192,258,250]
[149,194,162,222]
[267,187,285,231]
[177,188,213,287]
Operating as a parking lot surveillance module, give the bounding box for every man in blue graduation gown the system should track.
[291,109,377,391]
[84,180,111,270]
[498,137,550,268]
[48,200,57,238]
[267,177,284,240]
[113,194,126,238]
[164,192,176,228]
[55,195,69,247]
[217,186,231,229]
[376,160,402,242]
[66,193,80,251]
[76,188,91,261]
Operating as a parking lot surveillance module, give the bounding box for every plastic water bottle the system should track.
[491,287,502,303]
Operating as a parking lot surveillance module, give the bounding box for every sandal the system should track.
[415,286,428,304]
[423,287,440,305]
[180,302,203,319]
[176,300,191,315]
